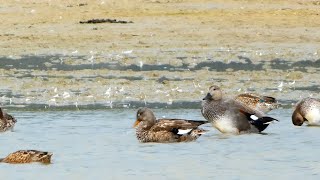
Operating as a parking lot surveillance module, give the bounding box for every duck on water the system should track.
[201,85,279,134]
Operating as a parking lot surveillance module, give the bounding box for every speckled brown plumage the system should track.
[134,107,207,143]
[292,98,320,126]
[0,150,53,164]
[0,107,17,132]
[235,93,279,113]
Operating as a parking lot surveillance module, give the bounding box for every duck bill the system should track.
[203,93,212,100]
[133,120,141,127]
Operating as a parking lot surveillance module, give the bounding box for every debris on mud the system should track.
[79,19,133,24]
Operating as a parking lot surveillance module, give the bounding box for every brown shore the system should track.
[0,0,320,109]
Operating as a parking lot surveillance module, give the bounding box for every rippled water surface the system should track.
[0,109,319,179]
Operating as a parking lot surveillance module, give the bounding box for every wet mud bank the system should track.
[0,54,319,110]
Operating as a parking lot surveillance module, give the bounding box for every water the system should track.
[0,108,320,179]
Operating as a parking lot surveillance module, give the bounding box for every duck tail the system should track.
[251,117,279,132]
[262,96,277,103]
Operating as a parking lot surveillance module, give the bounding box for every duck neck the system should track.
[135,121,154,142]
[136,126,149,142]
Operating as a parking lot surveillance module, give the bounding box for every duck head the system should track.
[292,109,305,126]
[31,151,53,164]
[203,85,222,101]
[133,107,156,129]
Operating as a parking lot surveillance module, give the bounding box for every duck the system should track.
[292,98,320,126]
[133,107,207,143]
[0,107,17,132]
[0,150,53,164]
[234,93,279,113]
[201,85,278,134]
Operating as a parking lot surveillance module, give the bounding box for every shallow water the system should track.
[0,108,319,179]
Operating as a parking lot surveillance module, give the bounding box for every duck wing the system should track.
[150,119,207,133]
[229,98,265,117]
[235,93,278,113]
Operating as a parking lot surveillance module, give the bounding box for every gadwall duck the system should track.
[292,98,320,126]
[0,150,53,164]
[201,85,278,134]
[0,107,17,132]
[133,107,207,143]
[235,93,279,113]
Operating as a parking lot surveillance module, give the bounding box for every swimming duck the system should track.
[201,85,278,134]
[235,93,279,113]
[0,150,53,164]
[133,107,207,143]
[292,98,320,126]
[0,107,17,132]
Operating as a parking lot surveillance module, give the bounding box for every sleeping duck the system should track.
[292,98,320,126]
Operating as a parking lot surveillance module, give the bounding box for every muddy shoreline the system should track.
[1,0,320,110]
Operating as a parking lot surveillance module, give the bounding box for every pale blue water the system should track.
[0,109,319,179]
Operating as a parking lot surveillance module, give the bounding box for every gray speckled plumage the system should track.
[292,98,320,126]
[134,107,207,143]
[201,85,278,134]
[0,108,17,132]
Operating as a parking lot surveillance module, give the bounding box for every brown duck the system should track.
[0,150,53,164]
[234,93,279,114]
[133,107,207,143]
[0,107,17,132]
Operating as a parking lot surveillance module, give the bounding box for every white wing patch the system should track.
[263,121,273,125]
[177,129,192,135]
[250,115,259,120]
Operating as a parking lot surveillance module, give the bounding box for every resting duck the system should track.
[133,107,207,143]
[0,150,53,164]
[292,98,320,126]
[201,85,278,134]
[0,107,17,132]
[234,93,279,113]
